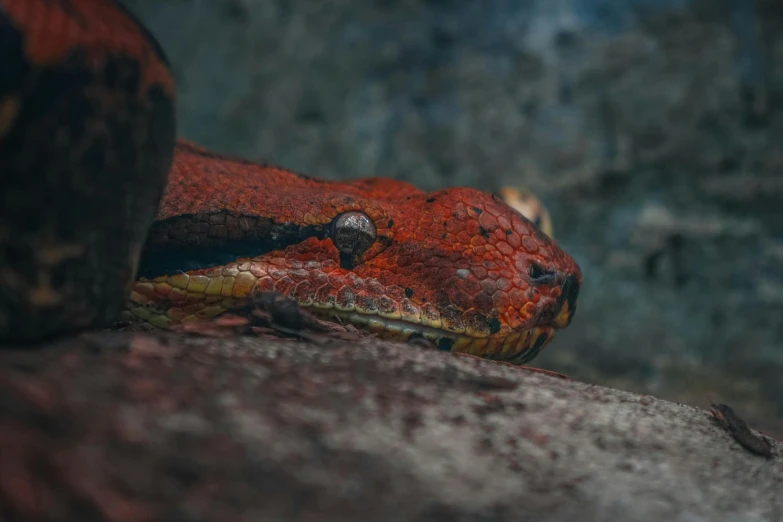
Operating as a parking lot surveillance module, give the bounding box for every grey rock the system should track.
[0,332,780,521]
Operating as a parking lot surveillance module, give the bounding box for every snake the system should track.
[0,0,582,365]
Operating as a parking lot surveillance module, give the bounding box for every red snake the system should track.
[0,0,581,365]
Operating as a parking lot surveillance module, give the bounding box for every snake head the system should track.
[129,143,581,365]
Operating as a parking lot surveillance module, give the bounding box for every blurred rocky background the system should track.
[125,0,783,436]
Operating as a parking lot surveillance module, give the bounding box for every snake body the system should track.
[0,0,582,365]
[0,0,175,342]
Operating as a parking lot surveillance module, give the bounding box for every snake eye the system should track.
[330,211,377,256]
[529,263,556,284]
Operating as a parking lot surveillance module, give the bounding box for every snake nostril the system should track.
[529,263,556,285]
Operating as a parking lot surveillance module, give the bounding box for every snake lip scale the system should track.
[317,310,557,365]
[130,272,562,366]
[129,262,571,365]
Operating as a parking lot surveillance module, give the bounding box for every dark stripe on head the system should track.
[137,214,330,278]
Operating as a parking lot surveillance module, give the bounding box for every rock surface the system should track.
[1,331,780,521]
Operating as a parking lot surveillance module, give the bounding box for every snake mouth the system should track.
[306,307,555,365]
[126,268,558,365]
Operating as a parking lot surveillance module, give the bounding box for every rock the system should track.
[0,332,780,521]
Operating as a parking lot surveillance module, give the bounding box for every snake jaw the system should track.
[127,241,578,365]
[310,307,556,364]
